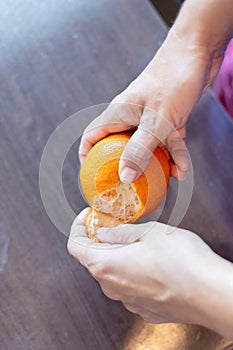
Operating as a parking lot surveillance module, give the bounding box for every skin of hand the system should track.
[79,0,233,183]
[68,209,233,339]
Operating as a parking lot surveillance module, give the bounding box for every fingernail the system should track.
[120,167,138,184]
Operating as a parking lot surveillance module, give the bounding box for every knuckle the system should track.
[102,287,119,301]
[90,259,109,279]
[123,303,137,314]
[177,126,186,139]
[100,102,126,126]
[170,141,186,154]
[112,93,142,122]
[167,133,186,153]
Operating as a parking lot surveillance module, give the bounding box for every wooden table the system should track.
[0,0,232,349]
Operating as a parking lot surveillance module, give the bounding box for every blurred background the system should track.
[151,0,183,26]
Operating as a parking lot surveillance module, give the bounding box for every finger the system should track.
[119,108,174,184]
[70,207,90,233]
[119,129,158,184]
[101,286,120,301]
[166,127,189,179]
[122,302,140,315]
[67,236,100,268]
[170,163,187,180]
[68,210,119,268]
[79,102,141,163]
[79,120,131,164]
[69,207,90,238]
[123,302,164,323]
[68,208,99,266]
[96,222,155,244]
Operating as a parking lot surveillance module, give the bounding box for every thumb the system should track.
[96,222,154,244]
[119,108,173,184]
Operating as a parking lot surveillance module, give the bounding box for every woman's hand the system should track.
[79,27,223,182]
[68,210,210,325]
[68,210,233,338]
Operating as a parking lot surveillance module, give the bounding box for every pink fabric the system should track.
[213,38,233,118]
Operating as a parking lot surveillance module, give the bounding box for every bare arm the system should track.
[194,250,233,338]
[80,0,233,182]
[175,0,233,47]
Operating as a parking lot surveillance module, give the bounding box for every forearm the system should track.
[194,251,233,338]
[151,0,233,91]
[174,0,233,50]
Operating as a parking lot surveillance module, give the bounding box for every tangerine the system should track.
[79,133,170,241]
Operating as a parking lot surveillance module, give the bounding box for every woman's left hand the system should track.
[67,209,213,325]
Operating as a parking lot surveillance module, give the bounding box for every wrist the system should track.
[191,251,233,337]
[172,0,233,55]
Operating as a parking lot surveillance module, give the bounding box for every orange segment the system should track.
[85,208,123,242]
[93,182,143,222]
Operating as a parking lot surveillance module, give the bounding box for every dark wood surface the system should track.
[150,0,181,26]
[0,0,232,349]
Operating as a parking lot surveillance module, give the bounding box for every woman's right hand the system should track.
[79,25,224,183]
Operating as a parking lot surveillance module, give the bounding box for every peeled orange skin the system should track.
[80,133,171,241]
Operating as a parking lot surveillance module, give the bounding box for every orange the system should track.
[80,133,170,241]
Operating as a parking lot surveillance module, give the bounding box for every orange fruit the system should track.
[80,133,170,241]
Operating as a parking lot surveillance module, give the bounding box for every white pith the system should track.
[94,182,141,221]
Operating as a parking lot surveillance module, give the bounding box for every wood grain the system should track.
[0,0,232,349]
